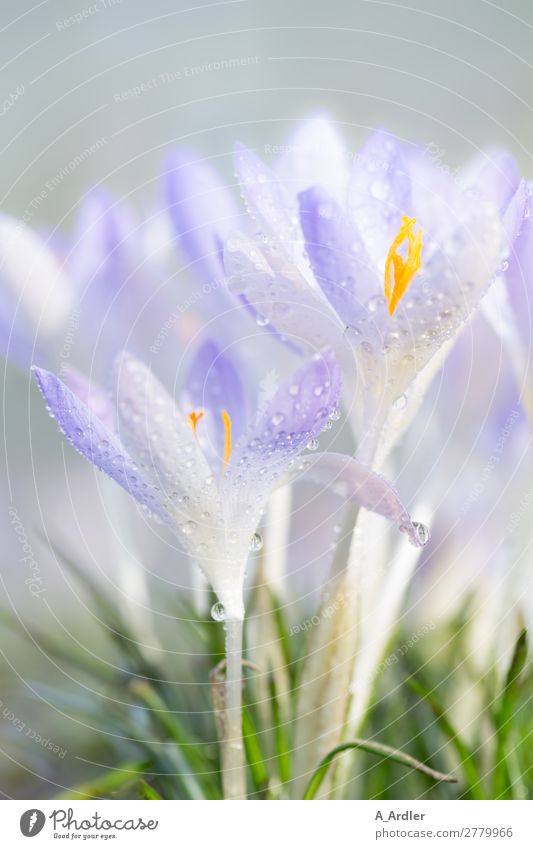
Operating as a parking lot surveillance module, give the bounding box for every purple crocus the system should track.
[33,341,425,619]
[164,118,509,464]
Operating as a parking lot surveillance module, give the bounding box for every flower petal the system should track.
[234,142,301,250]
[62,366,115,430]
[462,150,521,213]
[348,129,411,262]
[275,115,349,204]
[299,185,377,326]
[32,366,171,524]
[164,148,240,283]
[113,351,219,520]
[0,214,72,364]
[222,349,342,525]
[69,188,139,289]
[183,339,247,462]
[224,230,344,351]
[282,451,426,547]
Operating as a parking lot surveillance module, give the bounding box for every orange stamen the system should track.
[187,410,204,434]
[221,409,232,471]
[384,216,423,316]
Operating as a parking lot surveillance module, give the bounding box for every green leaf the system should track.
[492,628,528,799]
[129,678,206,773]
[135,780,163,800]
[243,705,269,794]
[406,676,485,799]
[269,672,291,784]
[303,739,457,800]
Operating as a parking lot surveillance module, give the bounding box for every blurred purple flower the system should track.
[0,189,175,374]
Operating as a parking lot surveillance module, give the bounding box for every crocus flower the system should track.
[33,338,428,801]
[33,342,425,619]
[166,118,506,464]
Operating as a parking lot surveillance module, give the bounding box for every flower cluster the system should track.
[2,116,531,800]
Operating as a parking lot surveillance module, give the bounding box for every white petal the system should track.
[0,214,72,334]
[224,231,344,351]
[275,115,349,204]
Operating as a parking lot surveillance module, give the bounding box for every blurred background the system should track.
[1,0,532,798]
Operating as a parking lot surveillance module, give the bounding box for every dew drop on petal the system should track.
[249,532,263,552]
[370,179,390,201]
[367,295,385,313]
[393,393,408,411]
[329,407,341,422]
[211,602,226,622]
[256,314,270,327]
[413,521,430,546]
[306,438,319,451]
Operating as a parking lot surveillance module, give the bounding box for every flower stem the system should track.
[221,616,247,800]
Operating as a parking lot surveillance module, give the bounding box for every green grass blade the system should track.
[56,761,150,800]
[492,628,528,799]
[406,676,485,799]
[303,740,457,800]
[135,780,163,800]
[243,705,269,793]
[269,672,291,784]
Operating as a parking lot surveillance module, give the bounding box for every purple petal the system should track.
[283,452,427,547]
[183,339,247,460]
[463,150,521,213]
[504,182,533,354]
[164,148,240,283]
[220,349,341,530]
[348,129,411,260]
[62,366,115,429]
[299,185,377,326]
[32,366,171,524]
[227,347,341,484]
[69,188,139,289]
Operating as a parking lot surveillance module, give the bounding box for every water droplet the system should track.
[329,407,341,422]
[413,521,430,546]
[271,412,285,426]
[256,314,270,327]
[211,602,226,621]
[393,393,408,411]
[180,520,197,536]
[306,438,319,451]
[367,294,385,313]
[370,179,390,201]
[249,532,263,552]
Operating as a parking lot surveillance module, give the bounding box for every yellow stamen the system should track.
[187,410,204,434]
[221,409,232,470]
[384,216,423,316]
